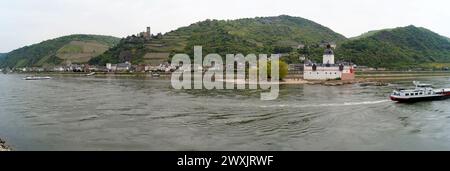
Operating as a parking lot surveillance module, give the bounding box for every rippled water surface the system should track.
[1,74,450,150]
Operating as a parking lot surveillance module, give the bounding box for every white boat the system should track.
[23,76,52,80]
[85,72,96,76]
[152,73,160,78]
[390,81,450,103]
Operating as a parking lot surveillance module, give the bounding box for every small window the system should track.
[405,93,409,96]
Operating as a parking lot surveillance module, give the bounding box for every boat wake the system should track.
[261,100,389,108]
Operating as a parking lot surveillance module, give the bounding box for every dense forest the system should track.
[337,25,450,68]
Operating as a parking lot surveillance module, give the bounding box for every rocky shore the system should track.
[0,138,11,151]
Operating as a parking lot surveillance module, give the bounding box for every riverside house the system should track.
[106,62,131,72]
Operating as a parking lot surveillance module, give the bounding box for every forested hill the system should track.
[0,34,120,68]
[337,25,450,68]
[4,16,450,70]
[89,15,347,65]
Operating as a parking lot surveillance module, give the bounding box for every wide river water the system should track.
[1,74,450,151]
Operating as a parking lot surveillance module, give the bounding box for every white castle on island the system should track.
[303,44,355,80]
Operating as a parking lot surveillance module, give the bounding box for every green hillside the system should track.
[349,29,393,40]
[5,16,449,70]
[89,15,347,65]
[337,25,450,68]
[0,34,120,68]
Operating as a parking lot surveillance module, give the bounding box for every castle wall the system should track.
[304,66,342,80]
[304,71,341,80]
[303,66,355,80]
[341,73,355,80]
[303,46,355,80]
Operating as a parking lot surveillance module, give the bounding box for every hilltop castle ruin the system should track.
[137,27,151,39]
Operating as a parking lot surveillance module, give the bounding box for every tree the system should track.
[258,60,289,80]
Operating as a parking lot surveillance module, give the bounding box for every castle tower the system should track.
[323,44,335,64]
[146,27,151,38]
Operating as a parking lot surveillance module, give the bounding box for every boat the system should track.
[23,76,52,80]
[152,73,160,78]
[390,81,450,103]
[85,72,96,76]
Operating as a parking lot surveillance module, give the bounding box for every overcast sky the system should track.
[1,0,449,53]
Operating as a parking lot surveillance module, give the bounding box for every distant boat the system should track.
[85,72,96,76]
[23,76,52,80]
[152,73,160,78]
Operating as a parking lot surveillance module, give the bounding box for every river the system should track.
[1,74,450,150]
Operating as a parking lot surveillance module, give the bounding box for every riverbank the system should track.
[267,73,434,86]
[217,78,388,86]
[357,71,450,80]
[13,71,172,77]
[10,70,450,78]
[0,138,11,151]
[6,70,450,86]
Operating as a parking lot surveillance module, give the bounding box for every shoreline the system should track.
[0,138,11,151]
[5,71,450,86]
[217,78,389,86]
